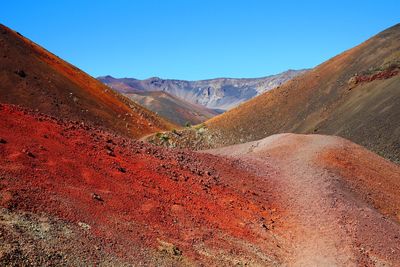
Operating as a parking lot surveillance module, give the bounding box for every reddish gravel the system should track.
[0,104,285,266]
[352,68,399,84]
[1,104,399,266]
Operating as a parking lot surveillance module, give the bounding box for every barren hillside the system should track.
[0,24,174,138]
[153,24,400,163]
[1,104,399,265]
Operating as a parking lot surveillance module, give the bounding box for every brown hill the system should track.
[208,23,400,162]
[125,91,221,126]
[156,24,400,162]
[0,24,174,138]
[1,104,399,265]
[207,133,400,266]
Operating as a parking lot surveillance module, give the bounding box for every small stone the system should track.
[15,69,26,78]
[118,167,126,173]
[78,222,91,231]
[107,150,116,157]
[92,193,103,202]
[22,149,35,158]
[158,239,182,257]
[105,145,116,157]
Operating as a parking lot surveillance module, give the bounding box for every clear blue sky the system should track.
[2,0,399,80]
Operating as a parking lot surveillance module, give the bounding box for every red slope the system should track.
[0,104,284,265]
[207,133,400,266]
[1,104,399,265]
[0,24,174,138]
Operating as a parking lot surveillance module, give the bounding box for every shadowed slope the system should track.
[183,24,400,162]
[125,91,221,126]
[0,24,174,138]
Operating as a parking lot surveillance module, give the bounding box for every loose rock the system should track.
[92,193,104,202]
[22,149,35,158]
[118,167,126,173]
[15,69,26,78]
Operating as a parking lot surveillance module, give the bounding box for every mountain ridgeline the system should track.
[1,22,400,266]
[148,23,400,163]
[98,69,307,111]
[0,24,175,138]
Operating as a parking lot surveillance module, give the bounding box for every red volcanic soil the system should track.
[1,104,399,265]
[352,68,399,84]
[321,143,400,221]
[0,104,285,265]
[208,134,400,266]
[0,24,174,138]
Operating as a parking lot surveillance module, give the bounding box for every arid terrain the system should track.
[98,70,307,110]
[0,21,399,267]
[1,104,399,266]
[207,133,400,266]
[151,24,400,163]
[98,70,306,125]
[124,91,221,126]
[0,24,174,138]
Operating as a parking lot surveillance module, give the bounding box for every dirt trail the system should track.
[207,133,400,266]
[1,104,399,265]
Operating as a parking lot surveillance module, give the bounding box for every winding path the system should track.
[207,133,400,266]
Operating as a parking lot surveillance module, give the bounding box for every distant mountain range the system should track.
[153,24,400,163]
[2,22,400,266]
[98,69,308,111]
